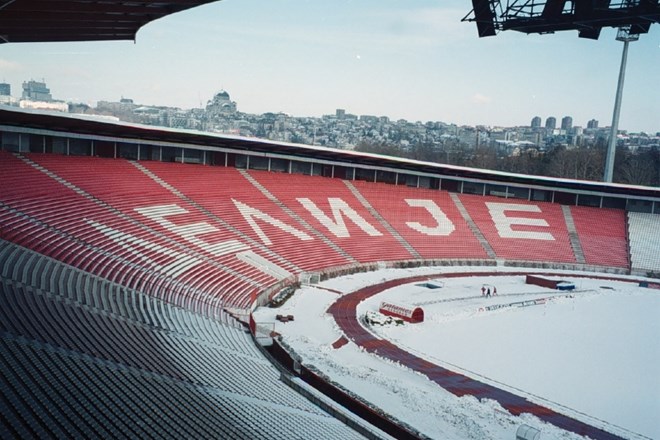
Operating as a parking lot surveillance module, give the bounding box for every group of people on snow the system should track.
[481,285,497,297]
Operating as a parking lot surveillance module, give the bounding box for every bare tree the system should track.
[573,147,603,180]
[545,146,573,178]
[618,150,658,186]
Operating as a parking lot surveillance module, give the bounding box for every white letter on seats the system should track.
[87,219,202,278]
[135,204,248,256]
[232,199,313,246]
[405,199,455,236]
[297,197,382,238]
[486,202,554,240]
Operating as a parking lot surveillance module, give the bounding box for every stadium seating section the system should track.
[351,181,488,260]
[628,212,660,275]
[142,162,353,272]
[1,151,656,438]
[0,241,365,439]
[458,193,576,263]
[247,171,415,263]
[571,206,629,268]
[1,152,644,308]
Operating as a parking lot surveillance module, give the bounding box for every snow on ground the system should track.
[253,267,660,440]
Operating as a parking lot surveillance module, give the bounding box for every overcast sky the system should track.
[1,0,659,132]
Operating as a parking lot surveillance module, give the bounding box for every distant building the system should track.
[545,117,556,130]
[205,90,237,118]
[97,99,138,115]
[0,83,13,106]
[336,109,346,119]
[561,116,573,131]
[531,116,542,128]
[587,119,599,129]
[68,102,91,114]
[19,100,68,112]
[0,95,17,106]
[360,115,379,124]
[22,80,53,101]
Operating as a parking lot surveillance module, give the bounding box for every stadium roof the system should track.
[464,0,660,39]
[0,0,219,44]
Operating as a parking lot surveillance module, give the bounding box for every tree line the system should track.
[355,141,660,187]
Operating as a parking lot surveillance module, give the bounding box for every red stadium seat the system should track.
[0,152,636,313]
[571,206,629,268]
[458,193,576,263]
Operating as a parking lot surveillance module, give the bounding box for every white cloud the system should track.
[0,58,23,72]
[472,93,492,104]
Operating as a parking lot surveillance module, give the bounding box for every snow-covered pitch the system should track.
[254,267,660,440]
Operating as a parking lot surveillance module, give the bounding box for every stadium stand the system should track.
[627,212,660,275]
[0,146,653,439]
[570,206,629,268]
[0,241,367,440]
[458,193,576,263]
[0,153,276,311]
[246,170,415,263]
[1,152,640,298]
[140,161,352,273]
[29,153,280,280]
[351,181,488,260]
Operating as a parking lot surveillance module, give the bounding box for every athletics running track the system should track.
[327,271,628,440]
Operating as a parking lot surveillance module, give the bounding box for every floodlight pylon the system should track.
[603,26,639,183]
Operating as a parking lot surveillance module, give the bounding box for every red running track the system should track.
[327,272,624,440]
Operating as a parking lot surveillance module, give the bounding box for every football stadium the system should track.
[1,1,659,440]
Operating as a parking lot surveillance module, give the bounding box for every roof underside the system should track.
[0,0,219,44]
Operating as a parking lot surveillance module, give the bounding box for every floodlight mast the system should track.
[603,26,639,183]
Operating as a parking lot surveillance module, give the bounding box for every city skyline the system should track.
[1,0,659,132]
[1,79,642,134]
[3,80,626,135]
